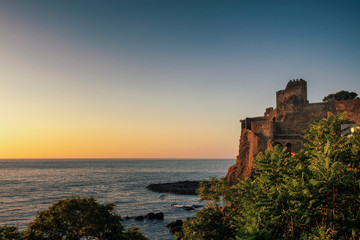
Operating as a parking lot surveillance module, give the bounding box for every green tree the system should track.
[25,197,146,240]
[301,112,360,239]
[322,90,358,102]
[175,177,235,240]
[177,112,360,240]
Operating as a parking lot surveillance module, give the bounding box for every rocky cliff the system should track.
[226,129,271,182]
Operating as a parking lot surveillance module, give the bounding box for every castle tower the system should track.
[276,79,308,110]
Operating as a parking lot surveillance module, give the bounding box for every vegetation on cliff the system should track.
[176,112,360,239]
[0,197,146,240]
[322,90,358,102]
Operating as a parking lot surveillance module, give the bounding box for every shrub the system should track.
[25,197,146,240]
[0,225,25,240]
[177,112,360,239]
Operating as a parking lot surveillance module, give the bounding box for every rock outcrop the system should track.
[227,79,360,183]
[146,181,201,195]
[130,212,164,220]
[167,219,183,234]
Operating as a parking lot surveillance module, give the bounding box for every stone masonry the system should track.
[226,79,360,183]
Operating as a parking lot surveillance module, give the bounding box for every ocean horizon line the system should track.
[0,157,234,161]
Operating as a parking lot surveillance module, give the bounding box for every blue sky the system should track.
[1,0,359,158]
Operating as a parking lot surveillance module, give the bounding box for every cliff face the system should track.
[226,130,257,182]
[227,80,360,184]
[226,129,271,182]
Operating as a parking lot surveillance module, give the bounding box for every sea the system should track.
[0,158,234,240]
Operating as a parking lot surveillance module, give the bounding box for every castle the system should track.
[226,79,360,183]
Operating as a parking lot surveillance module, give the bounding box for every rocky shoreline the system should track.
[146,180,201,195]
[145,180,205,235]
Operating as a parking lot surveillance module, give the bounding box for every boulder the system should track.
[134,215,144,220]
[183,206,194,211]
[154,212,164,219]
[167,219,183,233]
[146,181,203,195]
[145,212,156,219]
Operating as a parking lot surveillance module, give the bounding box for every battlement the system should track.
[286,78,306,89]
[276,78,308,108]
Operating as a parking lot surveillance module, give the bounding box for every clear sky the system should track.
[1,0,359,159]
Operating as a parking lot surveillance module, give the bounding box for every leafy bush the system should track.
[1,197,146,240]
[175,206,235,240]
[0,226,25,240]
[27,197,125,239]
[178,112,360,239]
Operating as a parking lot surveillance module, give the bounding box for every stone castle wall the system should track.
[252,121,274,138]
[335,99,360,122]
[226,80,360,183]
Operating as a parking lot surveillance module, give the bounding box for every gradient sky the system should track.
[1,0,359,158]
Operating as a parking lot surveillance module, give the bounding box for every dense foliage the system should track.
[0,226,25,240]
[1,197,146,240]
[177,112,360,240]
[322,90,358,102]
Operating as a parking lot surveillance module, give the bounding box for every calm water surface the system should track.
[0,159,234,240]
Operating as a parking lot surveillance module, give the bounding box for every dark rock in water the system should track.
[145,212,156,219]
[166,219,182,228]
[132,212,164,220]
[193,204,203,209]
[135,215,144,220]
[145,212,164,219]
[154,212,164,219]
[146,180,205,195]
[183,206,195,211]
[167,219,183,233]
